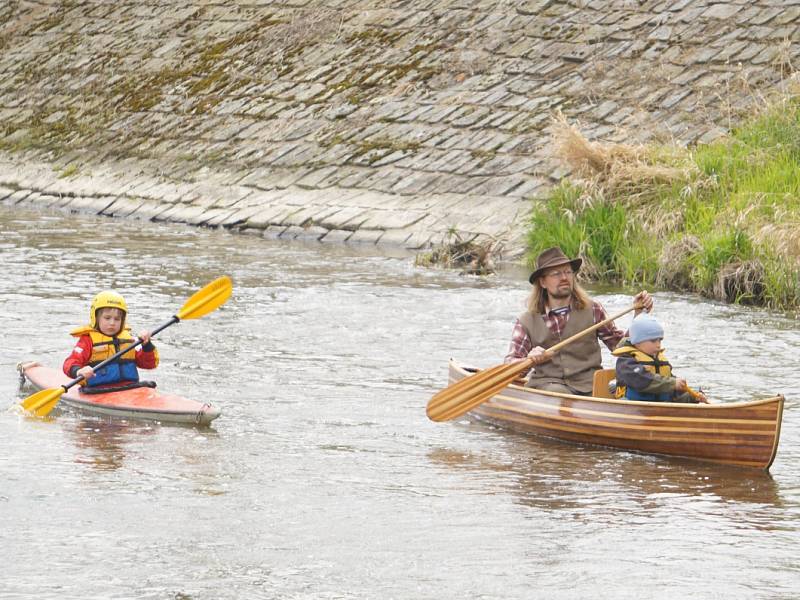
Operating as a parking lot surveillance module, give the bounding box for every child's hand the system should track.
[693,391,709,404]
[77,366,95,380]
[138,330,152,344]
[675,378,688,392]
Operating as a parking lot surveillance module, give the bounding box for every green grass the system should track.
[528,183,659,286]
[528,97,800,310]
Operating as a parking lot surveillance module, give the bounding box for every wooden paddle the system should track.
[685,386,709,403]
[20,276,233,418]
[426,304,641,422]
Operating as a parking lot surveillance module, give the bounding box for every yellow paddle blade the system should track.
[686,386,708,403]
[426,359,533,422]
[176,276,233,320]
[19,387,64,417]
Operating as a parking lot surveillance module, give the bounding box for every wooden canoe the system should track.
[448,360,784,470]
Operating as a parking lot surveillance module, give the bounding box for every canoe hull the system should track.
[449,360,783,470]
[21,364,221,425]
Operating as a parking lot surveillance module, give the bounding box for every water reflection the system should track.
[68,419,154,471]
[428,426,784,515]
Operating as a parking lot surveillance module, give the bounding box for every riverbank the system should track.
[2,2,799,267]
[531,94,800,310]
[0,152,525,253]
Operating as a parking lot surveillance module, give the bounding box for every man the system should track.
[504,246,653,395]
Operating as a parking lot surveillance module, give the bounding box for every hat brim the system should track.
[529,258,582,284]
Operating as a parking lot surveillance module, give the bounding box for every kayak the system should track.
[18,362,221,425]
[447,360,784,470]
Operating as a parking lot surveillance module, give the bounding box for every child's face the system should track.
[635,338,662,355]
[97,308,124,336]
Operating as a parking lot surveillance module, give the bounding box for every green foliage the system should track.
[528,97,800,310]
[527,183,658,285]
[527,184,585,258]
[690,228,753,290]
[760,261,800,309]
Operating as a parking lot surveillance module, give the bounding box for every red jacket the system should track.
[63,335,159,379]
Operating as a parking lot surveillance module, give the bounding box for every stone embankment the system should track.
[1,1,798,259]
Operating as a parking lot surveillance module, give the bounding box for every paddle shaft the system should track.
[60,315,179,393]
[542,303,641,358]
[685,385,707,402]
[426,303,643,422]
[494,303,641,386]
[497,303,640,387]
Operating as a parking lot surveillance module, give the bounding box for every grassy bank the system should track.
[528,103,800,311]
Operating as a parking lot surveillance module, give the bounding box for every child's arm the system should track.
[63,336,94,379]
[616,356,676,396]
[135,329,159,370]
[675,379,709,403]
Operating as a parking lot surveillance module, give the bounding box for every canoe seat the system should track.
[592,368,616,399]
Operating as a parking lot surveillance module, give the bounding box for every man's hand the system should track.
[527,346,551,365]
[633,290,654,315]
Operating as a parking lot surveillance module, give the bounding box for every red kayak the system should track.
[19,362,221,425]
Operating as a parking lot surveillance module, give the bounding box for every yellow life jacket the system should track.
[70,325,139,386]
[611,345,672,401]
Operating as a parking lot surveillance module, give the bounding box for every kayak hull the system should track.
[20,363,221,425]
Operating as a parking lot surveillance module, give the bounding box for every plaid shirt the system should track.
[504,301,625,363]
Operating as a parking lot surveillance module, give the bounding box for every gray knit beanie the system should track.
[629,314,664,344]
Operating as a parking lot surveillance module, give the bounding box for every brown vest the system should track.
[519,305,602,394]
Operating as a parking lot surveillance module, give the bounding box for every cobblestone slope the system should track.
[1,0,798,258]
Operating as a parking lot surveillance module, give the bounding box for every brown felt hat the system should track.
[528,247,582,284]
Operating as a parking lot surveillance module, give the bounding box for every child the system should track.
[63,291,159,390]
[612,314,708,403]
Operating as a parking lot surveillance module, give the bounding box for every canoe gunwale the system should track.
[450,360,784,470]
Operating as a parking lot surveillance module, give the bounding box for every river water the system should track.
[1,204,798,599]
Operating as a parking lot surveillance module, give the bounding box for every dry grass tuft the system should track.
[550,112,698,199]
[415,232,497,275]
[656,236,702,289]
[754,223,800,264]
[631,201,686,238]
[574,240,602,282]
[713,260,765,304]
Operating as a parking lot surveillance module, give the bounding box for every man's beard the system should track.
[548,286,572,300]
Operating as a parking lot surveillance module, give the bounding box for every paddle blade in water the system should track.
[426,359,533,422]
[176,276,233,320]
[20,387,64,417]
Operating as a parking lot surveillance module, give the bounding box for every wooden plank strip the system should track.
[490,392,781,427]
[477,405,776,447]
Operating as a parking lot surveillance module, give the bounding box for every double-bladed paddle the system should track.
[426,304,641,422]
[20,276,233,417]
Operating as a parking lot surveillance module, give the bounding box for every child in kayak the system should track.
[612,314,708,403]
[63,291,159,390]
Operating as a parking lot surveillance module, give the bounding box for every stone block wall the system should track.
[1,0,798,257]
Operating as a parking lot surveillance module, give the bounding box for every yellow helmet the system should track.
[89,291,128,328]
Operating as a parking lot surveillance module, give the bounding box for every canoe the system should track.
[448,360,784,470]
[19,363,221,425]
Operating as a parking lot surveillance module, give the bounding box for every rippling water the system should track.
[1,204,798,599]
